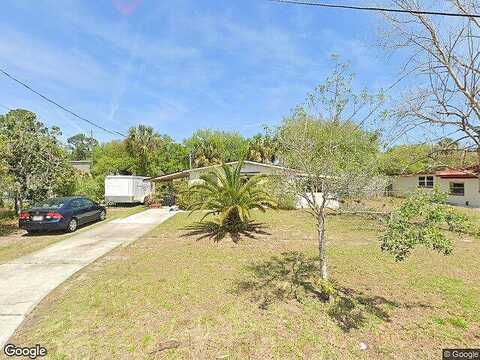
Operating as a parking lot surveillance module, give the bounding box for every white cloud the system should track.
[0,27,114,94]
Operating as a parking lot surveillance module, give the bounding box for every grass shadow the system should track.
[233,251,431,332]
[182,220,271,243]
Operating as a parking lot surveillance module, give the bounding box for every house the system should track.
[151,160,339,209]
[390,167,480,207]
[70,160,92,174]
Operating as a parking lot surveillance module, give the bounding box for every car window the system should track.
[32,198,65,209]
[70,199,83,209]
[80,199,94,207]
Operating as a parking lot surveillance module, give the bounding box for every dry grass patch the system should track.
[8,210,480,359]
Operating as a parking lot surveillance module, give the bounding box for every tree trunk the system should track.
[14,193,19,214]
[317,209,328,280]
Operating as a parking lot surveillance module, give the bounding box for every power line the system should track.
[268,0,480,18]
[0,68,126,137]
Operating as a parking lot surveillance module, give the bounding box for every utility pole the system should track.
[189,153,193,169]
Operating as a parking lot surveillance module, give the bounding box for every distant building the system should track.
[391,166,480,207]
[70,160,92,174]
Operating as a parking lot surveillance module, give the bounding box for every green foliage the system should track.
[184,129,249,168]
[73,174,104,203]
[276,57,388,280]
[92,127,187,179]
[278,113,384,198]
[126,125,166,176]
[263,177,297,210]
[173,181,197,210]
[246,133,277,164]
[67,133,98,160]
[91,141,135,177]
[150,142,188,176]
[380,144,433,175]
[124,125,188,177]
[0,135,11,199]
[381,189,472,261]
[380,141,477,176]
[188,160,276,230]
[0,109,75,209]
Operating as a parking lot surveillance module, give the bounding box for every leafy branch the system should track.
[380,189,474,261]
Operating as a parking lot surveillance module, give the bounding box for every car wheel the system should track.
[99,210,106,221]
[67,218,78,232]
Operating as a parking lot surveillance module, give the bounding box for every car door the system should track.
[70,199,89,225]
[80,198,99,223]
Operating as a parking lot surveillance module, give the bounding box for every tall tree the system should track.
[91,141,135,177]
[184,129,249,168]
[151,141,189,175]
[382,0,480,162]
[277,59,387,280]
[66,133,98,160]
[0,134,11,205]
[0,109,75,212]
[278,115,384,280]
[125,125,164,176]
[380,144,434,175]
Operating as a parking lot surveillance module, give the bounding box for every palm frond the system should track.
[188,159,276,226]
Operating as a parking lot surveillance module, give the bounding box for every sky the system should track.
[0,0,404,143]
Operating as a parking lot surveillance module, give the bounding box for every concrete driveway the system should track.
[0,208,177,347]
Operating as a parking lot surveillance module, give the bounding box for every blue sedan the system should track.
[19,197,106,234]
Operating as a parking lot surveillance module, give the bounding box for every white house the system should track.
[151,160,339,210]
[390,167,480,207]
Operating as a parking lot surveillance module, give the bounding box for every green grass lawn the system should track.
[0,205,146,264]
[8,209,479,359]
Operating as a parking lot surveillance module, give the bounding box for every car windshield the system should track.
[32,198,66,209]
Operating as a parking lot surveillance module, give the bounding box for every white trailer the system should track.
[105,175,152,204]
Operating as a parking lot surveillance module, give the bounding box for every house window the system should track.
[418,176,434,188]
[449,182,465,196]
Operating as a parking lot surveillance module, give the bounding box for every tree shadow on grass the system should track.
[233,251,432,332]
[182,220,271,243]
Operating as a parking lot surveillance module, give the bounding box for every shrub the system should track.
[188,161,276,231]
[73,174,104,203]
[263,177,297,210]
[155,183,176,206]
[174,181,201,210]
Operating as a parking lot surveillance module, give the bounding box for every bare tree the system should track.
[381,0,480,161]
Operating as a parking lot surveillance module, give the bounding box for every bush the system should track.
[155,183,175,206]
[174,181,201,210]
[263,177,297,210]
[73,173,104,203]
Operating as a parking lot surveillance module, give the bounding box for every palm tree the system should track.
[125,125,162,175]
[188,160,276,231]
[247,134,277,164]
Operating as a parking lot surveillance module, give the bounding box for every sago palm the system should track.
[188,160,276,229]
